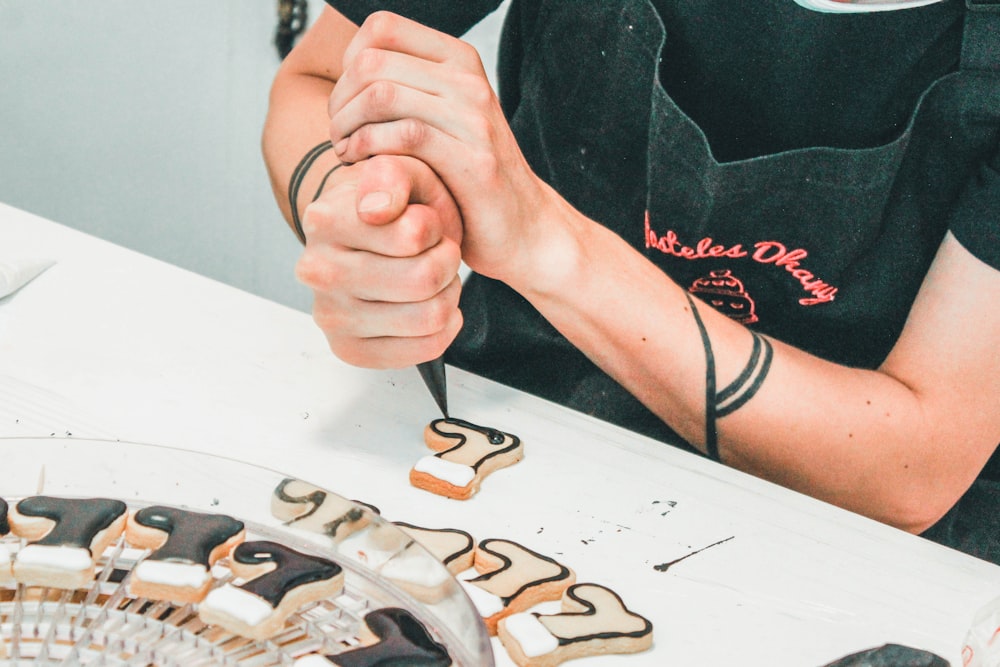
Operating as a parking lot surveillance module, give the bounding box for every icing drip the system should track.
[133,506,244,565]
[15,496,126,551]
[322,608,451,667]
[231,540,342,608]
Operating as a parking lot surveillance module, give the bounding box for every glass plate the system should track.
[0,437,493,666]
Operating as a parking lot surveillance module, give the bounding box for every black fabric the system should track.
[327,0,504,37]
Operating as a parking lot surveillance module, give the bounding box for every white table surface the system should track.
[2,201,998,666]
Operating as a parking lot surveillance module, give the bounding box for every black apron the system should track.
[453,0,999,447]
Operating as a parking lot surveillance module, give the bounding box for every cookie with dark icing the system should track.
[462,539,575,635]
[126,505,245,603]
[198,540,344,640]
[293,607,451,666]
[9,496,127,589]
[411,418,523,500]
[498,583,653,666]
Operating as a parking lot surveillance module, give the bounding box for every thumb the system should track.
[354,155,412,226]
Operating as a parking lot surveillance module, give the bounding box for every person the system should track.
[262,0,1000,563]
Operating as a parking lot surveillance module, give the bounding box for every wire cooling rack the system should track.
[0,438,493,667]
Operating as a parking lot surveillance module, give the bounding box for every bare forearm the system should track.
[262,73,344,239]
[507,204,996,533]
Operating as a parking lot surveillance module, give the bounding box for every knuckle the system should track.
[352,47,384,80]
[364,11,396,39]
[397,118,427,150]
[295,252,341,292]
[366,80,397,115]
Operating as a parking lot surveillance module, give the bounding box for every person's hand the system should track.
[327,11,561,285]
[295,154,463,368]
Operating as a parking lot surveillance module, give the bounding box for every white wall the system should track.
[0,1,508,312]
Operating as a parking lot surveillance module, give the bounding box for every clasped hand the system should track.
[300,11,556,368]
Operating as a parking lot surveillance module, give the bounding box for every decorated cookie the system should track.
[410,418,523,500]
[271,478,372,541]
[9,496,127,589]
[198,540,344,640]
[462,539,575,635]
[126,505,245,603]
[394,522,475,576]
[498,583,654,666]
[293,607,451,666]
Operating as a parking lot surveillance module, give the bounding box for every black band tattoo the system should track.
[288,141,336,244]
[684,293,773,462]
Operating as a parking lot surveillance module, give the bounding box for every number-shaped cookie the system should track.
[410,418,523,499]
[198,540,344,640]
[293,607,451,666]
[9,496,127,589]
[394,522,475,576]
[462,539,575,635]
[271,478,372,541]
[126,505,245,603]
[498,583,653,666]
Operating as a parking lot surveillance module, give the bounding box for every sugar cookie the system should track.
[462,538,575,635]
[394,522,475,576]
[198,540,344,640]
[9,496,127,589]
[127,505,245,603]
[411,418,523,500]
[293,607,451,666]
[498,583,653,666]
[271,478,372,541]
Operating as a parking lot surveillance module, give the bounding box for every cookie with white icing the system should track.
[126,505,245,603]
[271,478,372,541]
[411,418,523,500]
[498,583,653,666]
[462,539,575,635]
[198,540,344,640]
[293,607,451,666]
[9,496,127,589]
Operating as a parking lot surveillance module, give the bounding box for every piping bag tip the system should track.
[416,357,448,418]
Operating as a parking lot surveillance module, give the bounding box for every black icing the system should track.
[550,584,653,647]
[16,496,126,552]
[429,418,521,472]
[134,505,243,565]
[0,497,8,536]
[324,607,451,667]
[232,540,342,608]
[467,539,572,606]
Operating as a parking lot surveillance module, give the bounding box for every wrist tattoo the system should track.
[288,141,334,244]
[684,293,773,462]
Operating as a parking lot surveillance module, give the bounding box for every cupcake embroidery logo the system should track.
[643,212,840,309]
[689,270,759,325]
[793,0,944,12]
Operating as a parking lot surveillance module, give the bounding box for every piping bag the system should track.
[417,357,448,417]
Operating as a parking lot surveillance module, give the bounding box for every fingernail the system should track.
[334,138,349,155]
[359,191,391,212]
